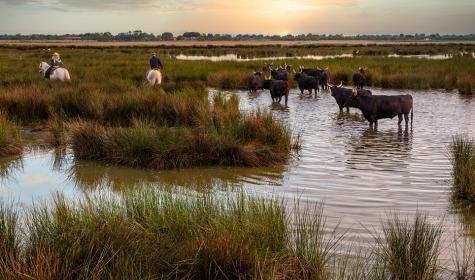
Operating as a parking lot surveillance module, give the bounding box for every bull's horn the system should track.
[338,81,343,88]
[352,87,358,96]
[300,65,303,69]
[325,66,329,70]
[292,69,296,74]
[327,83,333,88]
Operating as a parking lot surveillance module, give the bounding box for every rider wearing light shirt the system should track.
[45,52,64,79]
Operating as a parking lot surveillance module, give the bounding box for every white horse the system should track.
[146,69,162,87]
[39,62,71,81]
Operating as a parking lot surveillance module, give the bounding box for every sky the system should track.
[0,0,474,35]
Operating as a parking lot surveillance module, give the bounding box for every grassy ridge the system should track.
[0,112,21,157]
[450,135,475,203]
[0,46,474,94]
[1,189,472,279]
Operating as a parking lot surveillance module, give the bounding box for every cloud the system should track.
[0,0,199,11]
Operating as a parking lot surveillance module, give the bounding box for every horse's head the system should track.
[39,62,49,76]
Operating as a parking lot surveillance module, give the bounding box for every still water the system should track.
[1,88,475,257]
[175,53,475,61]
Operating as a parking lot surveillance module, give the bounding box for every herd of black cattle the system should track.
[249,64,413,127]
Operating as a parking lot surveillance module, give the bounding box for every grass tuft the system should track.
[450,135,475,202]
[375,211,443,280]
[0,111,22,157]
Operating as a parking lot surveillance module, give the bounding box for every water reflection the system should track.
[346,126,413,171]
[452,200,475,239]
[270,102,289,112]
[175,53,471,62]
[0,155,23,183]
[67,157,286,192]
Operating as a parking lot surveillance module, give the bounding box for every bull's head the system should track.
[326,81,342,89]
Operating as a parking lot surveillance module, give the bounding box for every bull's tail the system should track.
[411,105,414,126]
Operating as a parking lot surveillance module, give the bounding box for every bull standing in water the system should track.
[345,88,413,127]
[294,71,319,96]
[352,67,366,89]
[299,66,331,91]
[248,72,263,93]
[263,64,290,81]
[263,76,289,104]
[328,82,372,112]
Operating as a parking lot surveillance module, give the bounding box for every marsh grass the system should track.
[0,189,339,279]
[450,135,475,202]
[0,189,470,279]
[0,112,22,157]
[69,111,293,169]
[0,46,474,124]
[374,212,443,280]
[452,236,475,279]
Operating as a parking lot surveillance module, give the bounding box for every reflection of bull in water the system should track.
[346,126,413,171]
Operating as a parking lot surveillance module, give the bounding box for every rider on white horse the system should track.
[147,52,163,86]
[150,52,163,70]
[45,52,64,79]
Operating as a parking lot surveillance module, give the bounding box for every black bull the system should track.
[352,70,365,89]
[329,86,372,112]
[300,68,330,90]
[294,73,319,95]
[345,93,413,127]
[263,79,289,103]
[248,72,263,93]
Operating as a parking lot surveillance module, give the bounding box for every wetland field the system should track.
[1,43,475,279]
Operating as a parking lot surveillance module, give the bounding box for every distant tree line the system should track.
[1,30,474,41]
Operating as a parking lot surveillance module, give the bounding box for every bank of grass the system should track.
[0,188,471,279]
[0,112,21,157]
[450,135,475,203]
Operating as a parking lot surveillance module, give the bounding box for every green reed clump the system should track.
[0,189,338,279]
[0,112,21,157]
[450,135,475,202]
[70,110,292,169]
[374,212,443,280]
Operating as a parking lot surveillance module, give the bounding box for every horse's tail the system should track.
[64,69,71,81]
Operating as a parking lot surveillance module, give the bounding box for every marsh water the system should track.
[175,53,475,61]
[1,88,475,259]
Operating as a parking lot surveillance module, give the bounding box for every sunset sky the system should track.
[0,0,474,35]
